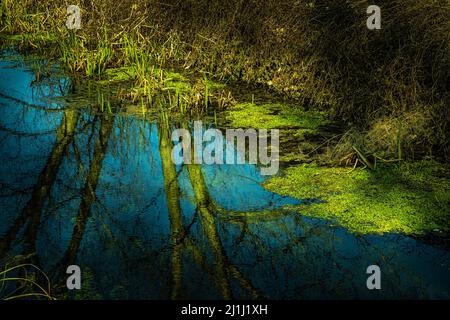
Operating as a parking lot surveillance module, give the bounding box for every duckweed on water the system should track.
[227,103,328,130]
[226,103,330,162]
[102,66,137,83]
[264,160,450,235]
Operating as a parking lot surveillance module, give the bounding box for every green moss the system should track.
[164,71,192,93]
[226,103,329,162]
[103,66,137,82]
[264,160,450,235]
[227,103,327,130]
[100,67,192,95]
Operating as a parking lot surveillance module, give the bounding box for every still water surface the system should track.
[0,53,449,299]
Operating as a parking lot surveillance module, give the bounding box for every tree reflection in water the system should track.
[0,54,449,300]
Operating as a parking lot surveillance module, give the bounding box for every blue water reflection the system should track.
[0,53,449,300]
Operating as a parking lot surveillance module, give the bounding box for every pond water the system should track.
[0,53,449,299]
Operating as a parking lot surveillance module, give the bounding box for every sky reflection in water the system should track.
[0,54,449,300]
